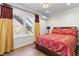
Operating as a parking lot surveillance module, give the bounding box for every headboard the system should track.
[53,27,78,38]
[53,27,77,29]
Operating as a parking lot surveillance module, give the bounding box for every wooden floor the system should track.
[3,43,46,56]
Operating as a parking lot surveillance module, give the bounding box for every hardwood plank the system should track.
[3,43,46,56]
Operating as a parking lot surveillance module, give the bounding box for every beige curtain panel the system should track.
[34,14,40,41]
[0,4,14,55]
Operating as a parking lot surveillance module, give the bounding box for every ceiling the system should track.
[9,3,79,18]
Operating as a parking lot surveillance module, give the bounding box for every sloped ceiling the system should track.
[8,3,79,18]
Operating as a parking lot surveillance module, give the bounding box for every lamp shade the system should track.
[47,26,50,29]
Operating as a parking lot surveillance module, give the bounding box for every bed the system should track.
[35,27,78,56]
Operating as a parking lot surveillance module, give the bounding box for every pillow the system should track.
[52,28,61,34]
[52,28,77,36]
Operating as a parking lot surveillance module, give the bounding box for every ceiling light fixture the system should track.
[40,3,51,8]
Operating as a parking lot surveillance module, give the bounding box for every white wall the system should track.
[40,17,47,35]
[13,7,35,49]
[14,34,34,48]
[13,7,47,49]
[13,7,35,36]
[47,7,79,31]
[47,7,79,44]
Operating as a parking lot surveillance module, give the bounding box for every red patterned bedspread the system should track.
[36,33,77,56]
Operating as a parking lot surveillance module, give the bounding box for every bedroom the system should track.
[0,3,79,56]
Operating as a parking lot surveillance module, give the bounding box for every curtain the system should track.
[0,4,14,55]
[34,14,40,41]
